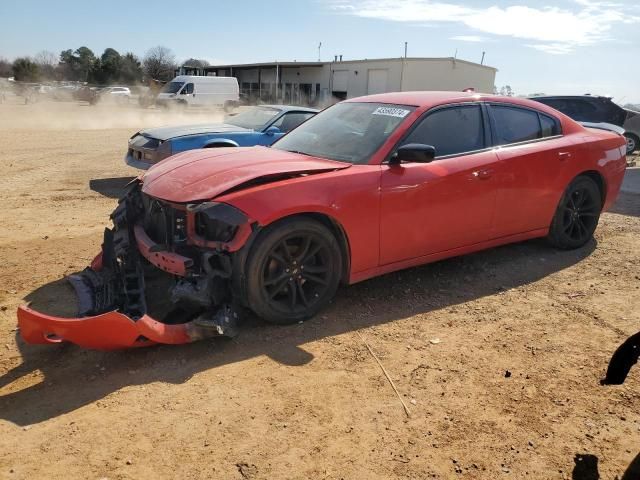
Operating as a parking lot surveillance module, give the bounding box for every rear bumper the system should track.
[125,152,152,170]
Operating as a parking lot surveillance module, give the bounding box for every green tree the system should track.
[12,57,40,82]
[59,47,97,81]
[88,48,122,83]
[119,52,143,84]
[0,57,12,77]
[100,48,122,81]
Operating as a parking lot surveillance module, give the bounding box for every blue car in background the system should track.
[125,105,318,169]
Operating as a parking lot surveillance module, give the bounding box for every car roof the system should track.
[345,91,555,111]
[528,95,612,101]
[258,105,319,113]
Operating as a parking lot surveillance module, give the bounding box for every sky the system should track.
[1,0,639,103]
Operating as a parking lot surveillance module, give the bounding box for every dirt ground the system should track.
[0,99,638,480]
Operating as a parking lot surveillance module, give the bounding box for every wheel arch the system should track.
[203,139,239,148]
[577,170,607,209]
[257,212,351,284]
[232,211,352,305]
[292,212,352,285]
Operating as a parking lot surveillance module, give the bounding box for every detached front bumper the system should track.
[18,182,246,350]
[17,306,195,350]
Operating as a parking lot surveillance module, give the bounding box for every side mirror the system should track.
[389,143,436,165]
[265,126,281,136]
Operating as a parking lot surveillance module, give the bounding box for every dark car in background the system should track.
[530,95,639,154]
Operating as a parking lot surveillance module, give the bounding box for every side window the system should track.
[540,114,560,137]
[182,83,194,95]
[402,104,484,157]
[566,99,597,121]
[491,105,541,145]
[546,99,572,116]
[271,112,315,133]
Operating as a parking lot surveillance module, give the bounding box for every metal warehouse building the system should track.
[178,57,497,105]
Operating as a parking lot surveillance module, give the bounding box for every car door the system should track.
[379,103,502,265]
[180,82,195,105]
[487,103,574,237]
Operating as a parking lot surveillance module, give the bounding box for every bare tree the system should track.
[182,58,210,68]
[499,85,514,97]
[34,50,58,79]
[143,46,177,82]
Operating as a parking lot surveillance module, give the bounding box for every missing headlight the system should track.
[188,202,248,243]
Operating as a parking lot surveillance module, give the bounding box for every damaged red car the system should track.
[18,92,628,350]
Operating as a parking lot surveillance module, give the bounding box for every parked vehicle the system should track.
[622,109,640,154]
[530,95,640,154]
[91,86,131,104]
[156,75,239,109]
[125,105,317,169]
[18,92,627,350]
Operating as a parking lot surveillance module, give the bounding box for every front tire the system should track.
[547,176,602,249]
[245,218,342,324]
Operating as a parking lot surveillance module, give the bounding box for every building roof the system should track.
[205,57,497,71]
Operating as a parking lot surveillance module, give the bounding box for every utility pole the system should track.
[401,42,408,91]
[481,51,486,65]
[318,42,322,62]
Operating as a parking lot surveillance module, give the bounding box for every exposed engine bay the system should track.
[18,180,255,349]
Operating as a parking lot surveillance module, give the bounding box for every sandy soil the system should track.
[0,100,638,480]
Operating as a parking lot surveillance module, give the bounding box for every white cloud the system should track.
[329,0,640,54]
[450,35,487,42]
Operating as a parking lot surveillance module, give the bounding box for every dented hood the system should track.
[141,146,351,203]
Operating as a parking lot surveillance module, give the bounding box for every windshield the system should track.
[272,102,415,164]
[162,82,185,94]
[226,106,282,130]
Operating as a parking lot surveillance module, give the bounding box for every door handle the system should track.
[559,151,572,161]
[472,169,492,180]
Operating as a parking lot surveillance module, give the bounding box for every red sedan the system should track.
[18,92,627,350]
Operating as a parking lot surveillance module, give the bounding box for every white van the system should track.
[156,75,239,109]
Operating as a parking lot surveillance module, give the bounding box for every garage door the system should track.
[367,69,388,95]
[332,70,349,92]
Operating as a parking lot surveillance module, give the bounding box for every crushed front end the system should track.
[18,180,253,350]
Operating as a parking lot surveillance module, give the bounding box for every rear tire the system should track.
[547,176,602,249]
[625,133,639,154]
[245,218,342,324]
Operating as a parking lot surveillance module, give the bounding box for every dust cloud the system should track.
[0,96,226,131]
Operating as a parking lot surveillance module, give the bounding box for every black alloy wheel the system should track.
[548,176,602,249]
[246,218,342,324]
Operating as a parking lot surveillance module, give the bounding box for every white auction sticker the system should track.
[372,107,410,118]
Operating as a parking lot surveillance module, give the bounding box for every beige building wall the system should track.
[207,57,497,104]
[400,58,496,94]
[327,58,496,99]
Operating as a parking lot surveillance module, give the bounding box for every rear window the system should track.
[491,105,541,145]
[540,114,560,137]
